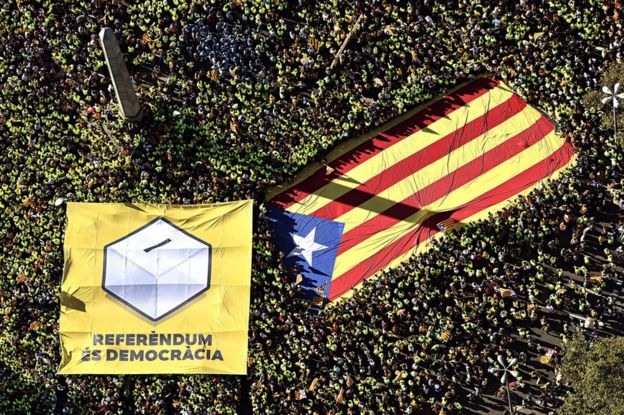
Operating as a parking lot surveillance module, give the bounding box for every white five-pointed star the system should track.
[287,227,327,266]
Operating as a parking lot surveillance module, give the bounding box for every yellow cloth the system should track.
[58,201,253,374]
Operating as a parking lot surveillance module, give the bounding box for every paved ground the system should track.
[459,205,624,414]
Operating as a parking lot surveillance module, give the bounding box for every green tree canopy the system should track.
[559,334,624,415]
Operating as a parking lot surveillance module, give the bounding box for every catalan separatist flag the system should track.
[266,78,575,303]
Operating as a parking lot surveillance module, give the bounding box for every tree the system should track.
[583,60,624,145]
[558,334,624,415]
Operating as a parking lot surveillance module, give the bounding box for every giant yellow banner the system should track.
[58,201,253,374]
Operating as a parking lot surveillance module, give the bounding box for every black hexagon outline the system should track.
[102,216,212,322]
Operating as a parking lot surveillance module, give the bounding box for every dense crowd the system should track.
[252,165,624,414]
[1,0,623,414]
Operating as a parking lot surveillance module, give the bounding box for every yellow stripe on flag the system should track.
[287,86,514,215]
[327,155,576,306]
[333,104,543,232]
[327,154,576,304]
[265,77,501,202]
[331,132,564,279]
[425,153,577,235]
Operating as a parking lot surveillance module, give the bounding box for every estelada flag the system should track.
[58,201,253,374]
[266,77,575,303]
[436,218,457,232]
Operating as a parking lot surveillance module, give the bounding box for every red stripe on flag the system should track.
[335,115,554,256]
[311,94,527,220]
[327,141,574,301]
[269,78,500,209]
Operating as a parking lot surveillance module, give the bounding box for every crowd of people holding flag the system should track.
[1,0,624,413]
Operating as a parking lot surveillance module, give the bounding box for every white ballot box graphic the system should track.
[103,217,212,321]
